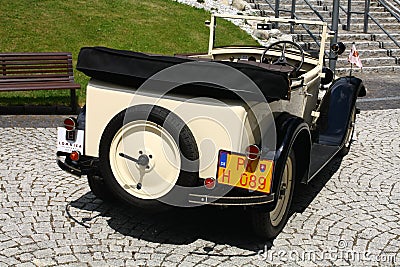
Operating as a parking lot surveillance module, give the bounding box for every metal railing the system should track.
[303,0,332,30]
[261,0,400,51]
[265,0,331,30]
[259,0,336,68]
[259,0,329,44]
[339,0,400,49]
[378,0,400,21]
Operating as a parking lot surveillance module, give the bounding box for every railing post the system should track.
[291,0,296,33]
[330,0,340,71]
[275,0,280,18]
[275,0,280,28]
[347,0,352,30]
[364,0,370,33]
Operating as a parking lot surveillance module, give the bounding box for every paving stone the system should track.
[55,255,78,264]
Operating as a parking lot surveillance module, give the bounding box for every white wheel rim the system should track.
[109,120,181,199]
[270,155,293,227]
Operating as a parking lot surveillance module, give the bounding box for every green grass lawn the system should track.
[0,0,257,106]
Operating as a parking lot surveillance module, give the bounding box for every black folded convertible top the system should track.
[76,46,291,100]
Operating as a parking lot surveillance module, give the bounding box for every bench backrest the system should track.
[0,52,75,84]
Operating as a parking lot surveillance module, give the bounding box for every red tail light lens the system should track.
[204,177,216,189]
[64,117,77,131]
[70,151,80,161]
[245,145,261,160]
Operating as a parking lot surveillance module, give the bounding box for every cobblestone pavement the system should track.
[0,109,399,267]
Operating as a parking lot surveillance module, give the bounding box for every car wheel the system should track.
[87,174,114,201]
[251,149,295,239]
[340,106,356,156]
[98,105,199,209]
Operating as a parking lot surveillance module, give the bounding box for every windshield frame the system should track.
[208,14,328,67]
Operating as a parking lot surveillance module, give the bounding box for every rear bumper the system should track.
[186,184,275,206]
[188,193,275,206]
[56,151,98,177]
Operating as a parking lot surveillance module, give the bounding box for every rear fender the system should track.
[317,76,365,146]
[266,113,311,209]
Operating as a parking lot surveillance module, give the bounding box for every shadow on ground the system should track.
[68,155,344,254]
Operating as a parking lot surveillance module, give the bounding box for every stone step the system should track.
[299,41,399,56]
[295,45,396,62]
[251,2,330,11]
[345,22,400,31]
[341,11,394,18]
[336,65,400,74]
[342,33,400,39]
[386,48,400,56]
[252,0,379,6]
[251,6,393,20]
[348,6,387,12]
[284,27,398,37]
[377,41,400,49]
[312,46,392,58]
[325,41,399,51]
[299,40,375,49]
[340,16,399,24]
[294,10,331,17]
[278,4,327,10]
[251,9,276,16]
[335,40,388,49]
[254,3,387,13]
[337,56,398,66]
[297,32,400,42]
[348,48,393,57]
[347,0,380,5]
[335,10,393,19]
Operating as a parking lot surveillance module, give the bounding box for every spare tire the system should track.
[98,105,199,208]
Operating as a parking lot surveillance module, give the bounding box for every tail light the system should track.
[64,117,77,131]
[70,151,80,161]
[204,177,216,189]
[245,145,261,160]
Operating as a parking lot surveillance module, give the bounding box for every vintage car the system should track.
[57,14,366,239]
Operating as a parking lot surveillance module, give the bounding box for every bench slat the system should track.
[0,52,70,56]
[3,70,71,76]
[4,65,69,70]
[0,53,72,60]
[0,82,80,91]
[1,60,71,66]
[0,75,73,84]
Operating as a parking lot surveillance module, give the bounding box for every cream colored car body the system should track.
[83,14,329,180]
[86,80,255,179]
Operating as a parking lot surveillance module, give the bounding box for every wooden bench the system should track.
[0,52,81,111]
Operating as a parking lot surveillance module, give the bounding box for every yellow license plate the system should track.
[216,150,273,194]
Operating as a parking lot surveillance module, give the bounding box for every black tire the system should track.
[251,149,296,240]
[87,174,115,201]
[98,105,199,209]
[339,106,356,156]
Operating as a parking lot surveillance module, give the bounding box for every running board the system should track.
[308,144,341,181]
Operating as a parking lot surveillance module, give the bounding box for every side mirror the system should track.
[331,42,346,55]
[205,20,211,26]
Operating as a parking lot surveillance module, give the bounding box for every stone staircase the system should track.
[245,0,400,74]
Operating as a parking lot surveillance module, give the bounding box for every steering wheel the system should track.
[260,40,305,73]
